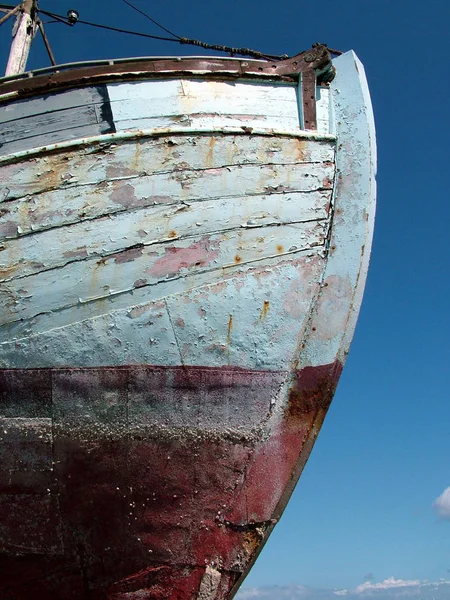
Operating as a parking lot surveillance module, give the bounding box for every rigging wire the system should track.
[1,3,328,61]
[120,0,180,40]
[0,3,339,59]
[38,8,288,59]
[38,8,177,42]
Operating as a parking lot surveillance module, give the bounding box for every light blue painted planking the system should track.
[106,79,301,131]
[0,78,334,157]
[0,52,374,374]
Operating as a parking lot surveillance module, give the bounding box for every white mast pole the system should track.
[5,0,38,76]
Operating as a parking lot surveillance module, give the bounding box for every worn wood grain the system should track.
[1,105,100,144]
[0,86,114,156]
[0,78,332,157]
[0,123,115,158]
[0,135,335,202]
[0,254,325,370]
[0,158,334,240]
[0,250,322,343]
[0,220,327,327]
[107,79,301,135]
[0,189,331,280]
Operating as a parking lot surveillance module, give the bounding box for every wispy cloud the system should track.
[433,487,450,519]
[237,586,310,599]
[236,578,450,599]
[354,576,420,593]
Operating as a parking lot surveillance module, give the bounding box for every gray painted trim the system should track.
[0,85,115,157]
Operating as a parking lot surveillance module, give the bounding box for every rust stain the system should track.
[205,136,216,168]
[295,138,307,162]
[259,300,270,320]
[168,230,177,239]
[276,245,284,254]
[0,263,20,278]
[234,255,242,264]
[133,140,141,171]
[285,362,343,420]
[242,528,264,558]
[37,167,60,190]
[227,314,233,344]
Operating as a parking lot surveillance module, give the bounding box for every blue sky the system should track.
[1,0,449,597]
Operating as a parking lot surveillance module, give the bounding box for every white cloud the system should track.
[433,487,450,518]
[236,586,309,599]
[354,577,420,593]
[237,579,450,600]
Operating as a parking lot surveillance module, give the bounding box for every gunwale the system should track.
[0,45,332,97]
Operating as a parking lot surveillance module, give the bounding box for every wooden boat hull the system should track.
[0,49,376,599]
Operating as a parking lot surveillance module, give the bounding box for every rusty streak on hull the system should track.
[0,362,341,600]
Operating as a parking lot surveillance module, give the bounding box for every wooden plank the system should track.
[107,79,297,104]
[0,105,100,144]
[0,86,109,125]
[0,160,334,240]
[0,189,332,280]
[0,135,335,202]
[0,122,113,157]
[0,85,115,156]
[316,87,331,135]
[109,96,300,122]
[0,253,325,370]
[0,251,323,345]
[108,79,300,132]
[114,114,301,133]
[0,254,325,370]
[0,220,327,326]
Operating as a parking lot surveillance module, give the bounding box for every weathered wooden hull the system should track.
[0,49,376,599]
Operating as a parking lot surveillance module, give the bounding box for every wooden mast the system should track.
[5,0,38,76]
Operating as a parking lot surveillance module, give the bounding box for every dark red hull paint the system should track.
[0,363,342,599]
